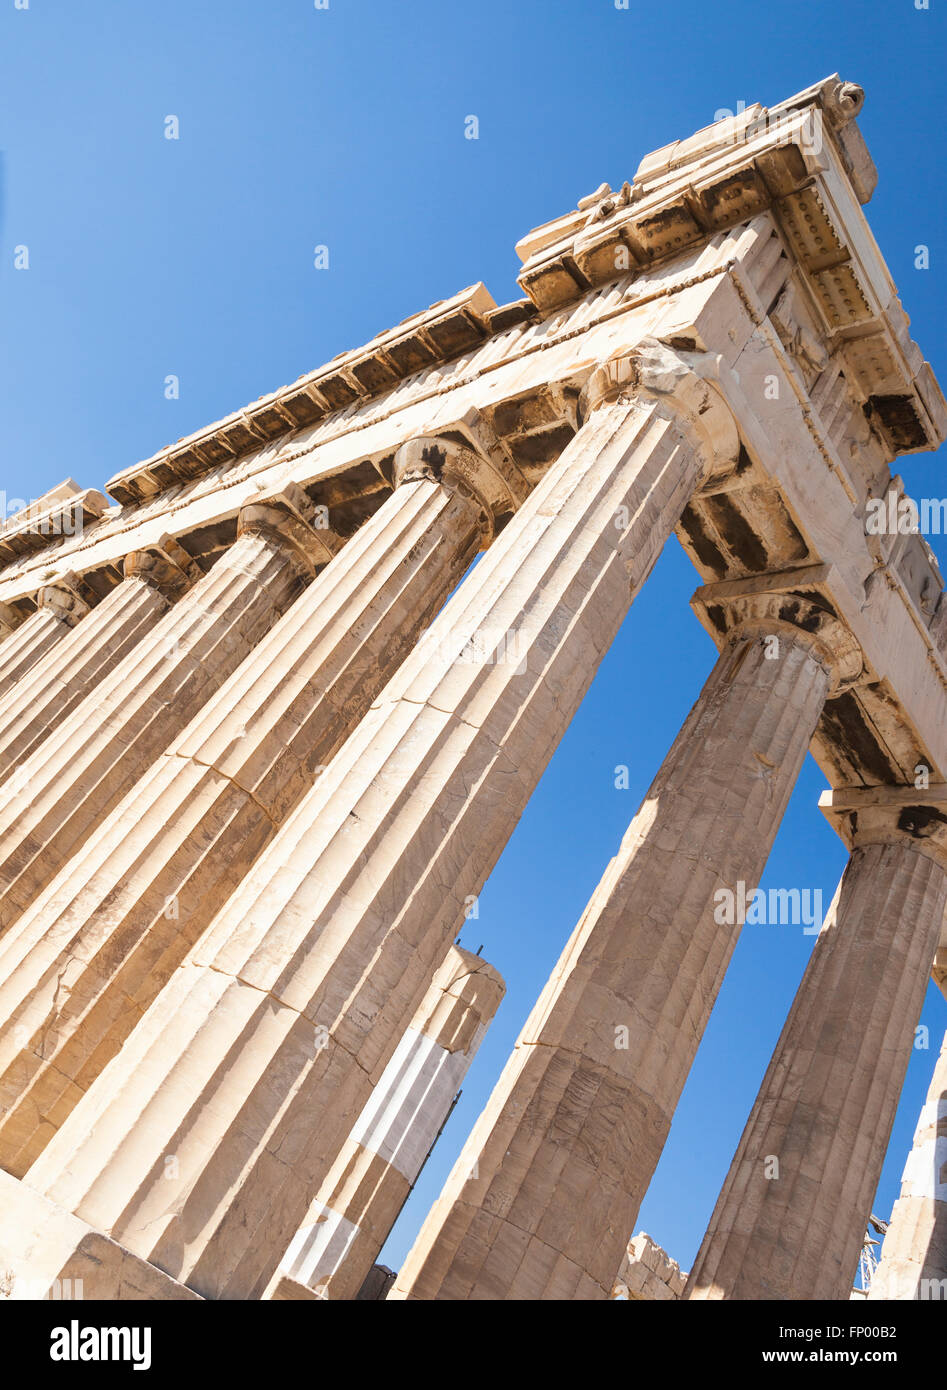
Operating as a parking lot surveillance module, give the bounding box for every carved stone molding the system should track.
[0,487,109,567]
[818,78,865,126]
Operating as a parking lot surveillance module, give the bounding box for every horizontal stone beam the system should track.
[0,236,751,606]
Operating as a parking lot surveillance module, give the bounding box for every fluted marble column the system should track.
[268,947,504,1302]
[25,338,741,1300]
[0,573,171,781]
[0,576,93,701]
[0,612,64,698]
[687,788,947,1301]
[0,492,332,932]
[0,434,507,1173]
[392,588,862,1301]
[868,1025,947,1300]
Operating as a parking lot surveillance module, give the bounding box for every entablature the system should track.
[28,75,942,537]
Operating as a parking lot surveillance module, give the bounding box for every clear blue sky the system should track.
[1,0,945,1285]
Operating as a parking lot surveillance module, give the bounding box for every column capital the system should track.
[237,481,341,576]
[691,565,865,696]
[578,337,741,482]
[392,413,528,546]
[123,534,203,600]
[819,784,947,871]
[35,571,97,627]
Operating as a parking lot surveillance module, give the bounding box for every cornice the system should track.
[513,77,944,460]
[92,75,941,516]
[104,284,540,508]
[0,486,108,567]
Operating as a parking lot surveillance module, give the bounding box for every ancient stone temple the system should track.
[0,74,944,1301]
